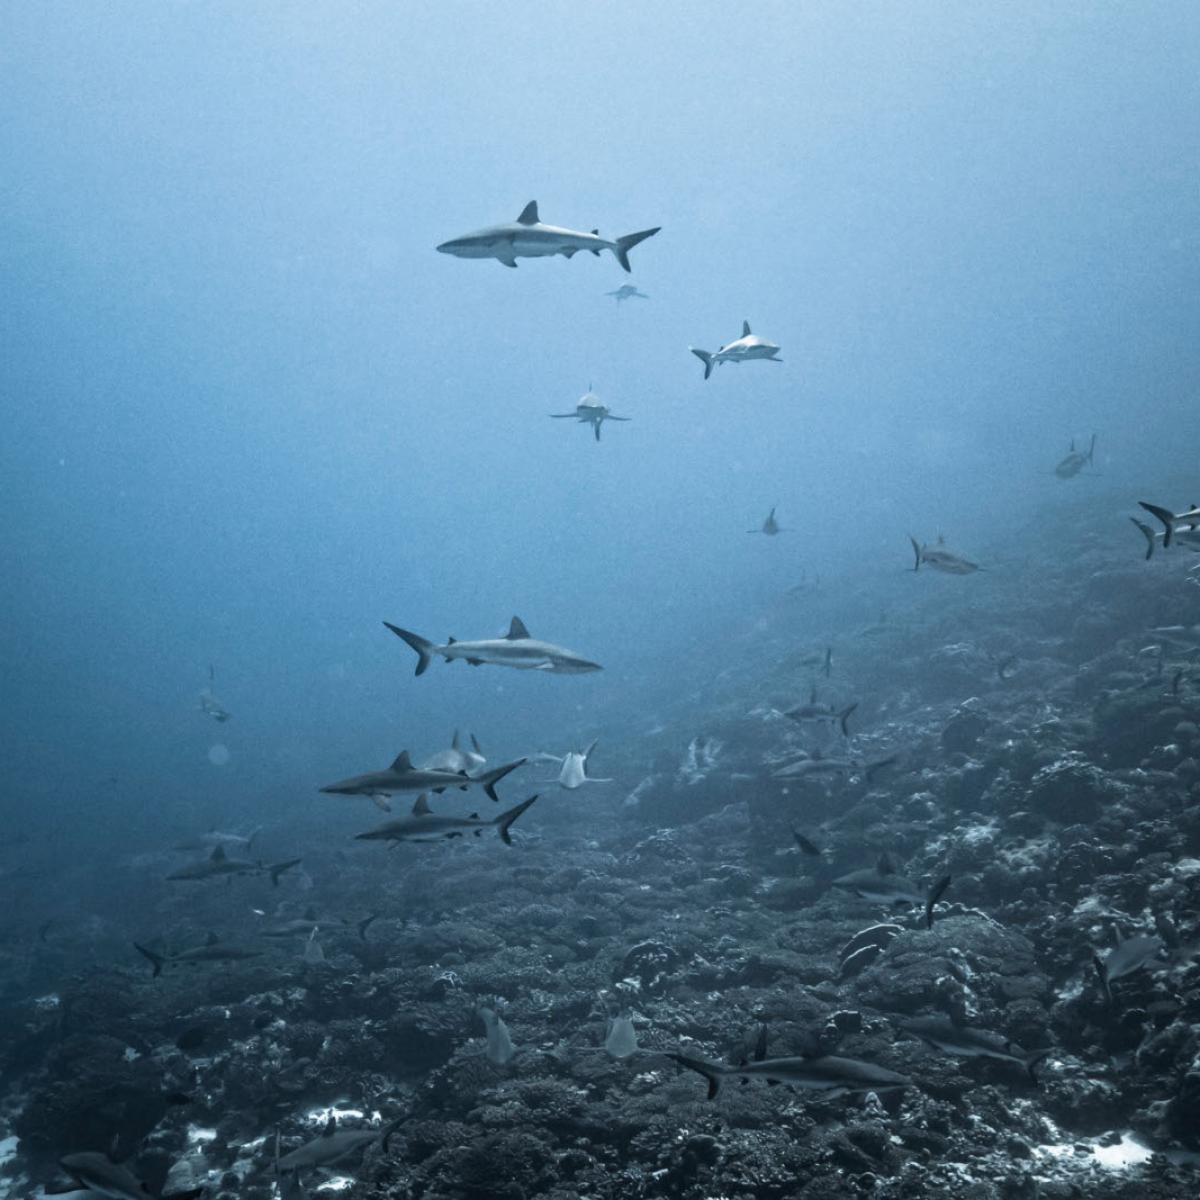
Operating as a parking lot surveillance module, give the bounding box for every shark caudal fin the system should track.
[613,227,660,273]
[478,758,527,802]
[269,858,303,887]
[1025,1050,1051,1085]
[1139,502,1177,548]
[690,348,715,380]
[909,536,922,571]
[838,703,858,738]
[925,874,952,929]
[493,794,538,844]
[667,1053,726,1100]
[1131,518,1157,560]
[1086,433,1097,465]
[384,622,434,675]
[134,942,166,978]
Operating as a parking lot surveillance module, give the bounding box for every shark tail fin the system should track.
[691,348,714,380]
[1139,502,1176,548]
[613,226,660,273]
[494,794,537,844]
[1093,954,1113,1005]
[909,536,922,572]
[1086,433,1096,464]
[269,858,302,887]
[1025,1050,1051,1085]
[384,623,434,676]
[925,874,952,928]
[1131,518,1156,560]
[667,1053,726,1100]
[838,702,858,737]
[583,739,599,770]
[134,942,165,978]
[478,757,526,802]
[357,913,379,941]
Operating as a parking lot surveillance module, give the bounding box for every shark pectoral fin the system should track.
[496,236,519,268]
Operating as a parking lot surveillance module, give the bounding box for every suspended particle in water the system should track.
[207,743,231,767]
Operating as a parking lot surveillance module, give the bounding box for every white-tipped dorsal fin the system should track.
[210,845,226,861]
[391,750,413,771]
[412,793,431,816]
[516,201,539,225]
[742,320,751,337]
[507,616,531,640]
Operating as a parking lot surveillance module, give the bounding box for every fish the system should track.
[436,200,660,272]
[59,1153,202,1200]
[277,1115,405,1171]
[831,856,951,928]
[690,321,782,379]
[385,616,602,675]
[1093,928,1166,1004]
[320,751,525,802]
[134,933,265,977]
[166,845,301,887]
[604,1014,639,1059]
[353,793,538,845]
[669,1051,910,1100]
[172,827,261,853]
[606,284,648,301]
[550,388,631,442]
[783,690,858,737]
[773,752,896,783]
[1138,501,1200,549]
[480,1006,515,1064]
[910,535,980,574]
[1054,434,1096,479]
[538,740,612,790]
[1132,513,1200,558]
[418,730,486,776]
[748,506,784,535]
[901,1016,1049,1082]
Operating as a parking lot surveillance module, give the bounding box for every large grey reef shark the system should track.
[319,750,525,804]
[690,321,782,379]
[550,387,631,442]
[354,792,538,845]
[384,616,602,675]
[1139,500,1200,549]
[436,201,660,271]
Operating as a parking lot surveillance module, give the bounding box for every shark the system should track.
[1054,434,1096,479]
[910,535,980,574]
[59,1153,202,1200]
[831,857,951,928]
[436,201,660,271]
[1130,518,1200,560]
[134,933,265,977]
[1139,501,1200,549]
[536,740,612,790]
[385,616,602,676]
[900,1016,1048,1082]
[748,506,784,535]
[606,284,649,302]
[166,845,301,887]
[276,1115,405,1171]
[669,1051,910,1100]
[773,752,896,783]
[783,689,858,737]
[1093,927,1166,1004]
[690,321,782,380]
[353,793,537,845]
[418,731,486,776]
[550,388,631,442]
[319,751,525,804]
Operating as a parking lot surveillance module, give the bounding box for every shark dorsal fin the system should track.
[447,636,457,645]
[322,1115,336,1137]
[391,750,413,772]
[809,685,817,704]
[468,812,479,821]
[590,228,599,235]
[205,931,219,946]
[210,845,226,862]
[471,733,482,754]
[452,730,461,750]
[742,321,751,336]
[877,854,895,875]
[412,793,431,816]
[516,201,539,225]
[507,616,531,640]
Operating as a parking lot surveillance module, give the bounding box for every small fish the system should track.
[480,1006,515,1065]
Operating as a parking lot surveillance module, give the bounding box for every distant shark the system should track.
[832,856,951,928]
[669,1051,910,1100]
[1054,434,1096,479]
[437,201,660,271]
[276,1115,406,1171]
[354,793,538,845]
[320,751,525,804]
[134,933,265,977]
[748,506,783,535]
[910,535,980,574]
[901,1016,1048,1082]
[385,616,602,675]
[550,388,631,442]
[606,284,648,302]
[690,321,781,380]
[536,740,613,790]
[166,846,301,887]
[419,730,486,776]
